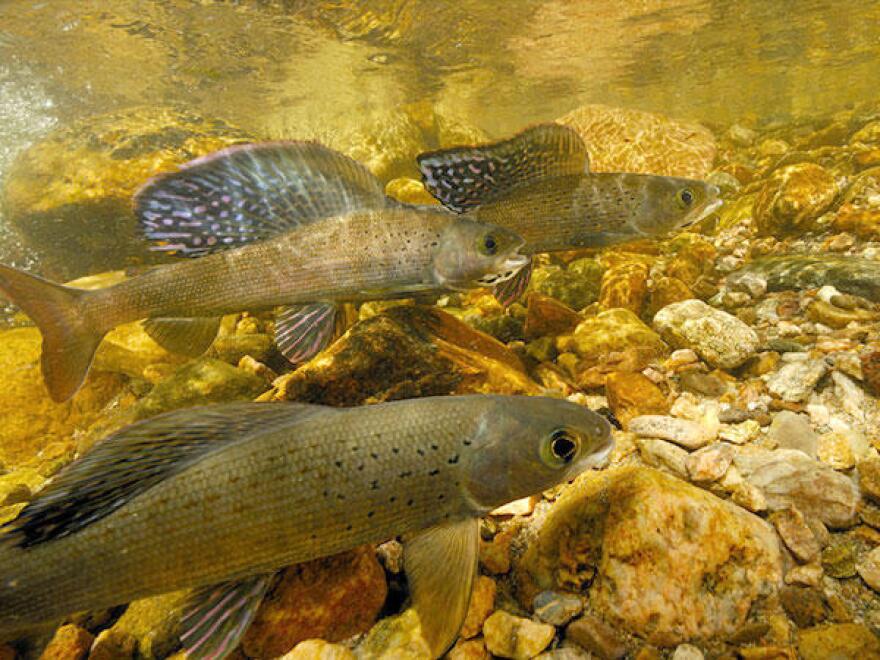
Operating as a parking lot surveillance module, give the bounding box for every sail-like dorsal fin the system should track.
[135,141,389,257]
[0,402,328,548]
[417,123,590,213]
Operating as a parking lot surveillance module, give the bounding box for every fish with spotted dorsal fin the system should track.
[0,395,612,658]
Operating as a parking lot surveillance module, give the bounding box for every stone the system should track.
[816,432,856,470]
[679,372,728,398]
[210,333,274,366]
[646,277,694,318]
[737,646,796,660]
[753,163,839,236]
[784,563,824,587]
[636,438,689,479]
[565,614,626,660]
[653,300,759,370]
[766,411,818,457]
[731,256,880,303]
[766,361,828,404]
[671,645,704,660]
[524,293,582,340]
[38,624,94,660]
[3,106,252,280]
[719,419,761,445]
[861,457,880,502]
[531,258,604,311]
[280,639,356,660]
[557,105,716,178]
[521,467,781,647]
[598,263,649,314]
[806,299,880,328]
[821,539,858,578]
[732,482,768,513]
[242,547,387,657]
[605,373,669,429]
[107,590,188,659]
[460,576,497,638]
[533,591,583,627]
[796,623,880,660]
[482,611,555,660]
[857,546,880,591]
[779,586,827,628]
[357,608,431,659]
[384,177,438,205]
[734,448,860,528]
[87,629,137,660]
[769,507,820,563]
[628,415,713,450]
[448,639,491,660]
[480,527,515,575]
[272,306,539,406]
[686,443,734,482]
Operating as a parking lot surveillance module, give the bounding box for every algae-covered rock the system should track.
[524,293,581,340]
[108,591,188,660]
[520,467,781,647]
[556,105,716,178]
[242,547,387,657]
[531,259,605,311]
[605,372,670,428]
[2,106,252,279]
[653,300,759,370]
[598,262,649,314]
[482,610,555,660]
[272,306,539,406]
[795,623,880,660]
[562,309,668,371]
[356,608,431,659]
[731,256,880,302]
[753,164,838,236]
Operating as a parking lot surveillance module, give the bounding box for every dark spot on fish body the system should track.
[407,498,415,507]
[323,489,330,498]
[357,463,365,472]
[430,444,439,451]
[447,454,459,464]
[337,494,346,501]
[399,470,412,478]
[463,439,472,446]
[370,480,380,490]
[346,524,353,531]
[334,460,343,469]
[367,511,375,518]
[371,452,379,460]
[428,468,440,477]
[417,448,425,456]
[389,496,397,503]
[392,447,400,455]
[437,494,445,501]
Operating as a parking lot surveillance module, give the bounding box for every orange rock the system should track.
[241,546,387,658]
[39,624,94,660]
[754,163,839,235]
[524,293,581,339]
[460,576,497,638]
[646,277,694,319]
[604,372,669,429]
[599,263,649,314]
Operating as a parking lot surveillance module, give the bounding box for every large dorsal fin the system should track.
[0,402,327,548]
[417,123,589,213]
[135,141,389,257]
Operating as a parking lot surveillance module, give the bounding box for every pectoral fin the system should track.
[275,302,339,364]
[180,573,274,660]
[143,316,222,357]
[493,259,533,307]
[403,517,479,658]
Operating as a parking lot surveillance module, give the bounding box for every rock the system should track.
[766,361,828,404]
[280,639,356,660]
[636,438,689,479]
[796,623,880,660]
[719,419,761,445]
[241,547,387,657]
[531,259,604,311]
[806,299,880,328]
[653,300,759,370]
[210,333,275,366]
[533,591,583,627]
[87,629,137,660]
[731,256,880,303]
[482,611,555,660]
[817,431,856,470]
[107,591,188,659]
[857,546,880,591]
[557,105,716,178]
[521,467,781,646]
[671,645,704,660]
[679,372,727,397]
[732,482,769,513]
[734,449,859,527]
[384,177,438,205]
[779,586,827,628]
[686,443,734,482]
[784,563,824,587]
[565,614,626,660]
[753,164,839,236]
[605,373,670,429]
[38,624,94,660]
[766,411,819,457]
[821,538,858,578]
[448,639,491,660]
[665,234,717,283]
[598,263,649,314]
[628,415,713,450]
[461,576,497,638]
[524,293,582,340]
[646,277,694,319]
[860,457,880,502]
[769,507,820,563]
[272,306,539,406]
[357,608,431,659]
[3,106,252,280]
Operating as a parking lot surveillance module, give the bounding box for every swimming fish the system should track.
[417,123,723,304]
[0,394,613,658]
[0,142,527,403]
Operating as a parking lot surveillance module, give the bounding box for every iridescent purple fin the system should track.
[0,403,325,549]
[275,302,339,364]
[143,316,221,357]
[180,573,274,660]
[135,142,388,257]
[417,123,589,213]
[493,260,533,307]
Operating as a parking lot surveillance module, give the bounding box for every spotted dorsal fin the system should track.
[135,142,389,257]
[417,123,589,213]
[0,402,327,548]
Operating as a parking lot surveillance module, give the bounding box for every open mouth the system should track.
[476,252,530,286]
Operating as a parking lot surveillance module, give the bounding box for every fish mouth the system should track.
[680,197,724,228]
[476,252,530,286]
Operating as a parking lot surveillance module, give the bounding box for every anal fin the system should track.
[493,259,533,307]
[275,302,339,364]
[403,517,479,658]
[180,573,274,660]
[143,317,222,357]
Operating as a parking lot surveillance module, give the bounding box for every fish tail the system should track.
[0,265,104,403]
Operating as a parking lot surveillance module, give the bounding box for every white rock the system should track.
[858,547,880,592]
[719,420,761,445]
[636,438,689,478]
[629,415,714,450]
[672,643,705,660]
[766,360,828,403]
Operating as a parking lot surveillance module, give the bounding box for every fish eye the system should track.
[678,188,695,206]
[478,233,498,256]
[541,427,580,467]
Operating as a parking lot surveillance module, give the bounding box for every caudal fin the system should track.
[0,265,103,403]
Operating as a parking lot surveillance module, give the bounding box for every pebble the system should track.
[671,644,704,660]
[784,563,824,587]
[39,624,94,660]
[769,507,821,562]
[822,539,858,578]
[732,482,768,513]
[766,359,828,403]
[636,437,689,478]
[483,611,555,660]
[832,371,868,421]
[766,411,818,458]
[728,271,768,298]
[480,527,514,574]
[779,586,828,627]
[533,591,583,627]
[628,415,713,449]
[719,419,761,444]
[679,372,728,397]
[859,457,880,502]
[686,443,734,482]
[461,576,497,638]
[281,640,356,660]
[857,546,880,591]
[448,639,491,660]
[796,623,880,660]
[565,614,626,660]
[816,431,856,470]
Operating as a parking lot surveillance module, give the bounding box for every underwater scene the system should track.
[2,0,880,658]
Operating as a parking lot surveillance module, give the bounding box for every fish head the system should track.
[623,174,722,236]
[461,396,613,511]
[431,219,529,291]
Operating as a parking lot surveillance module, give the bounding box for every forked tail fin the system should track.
[0,265,103,403]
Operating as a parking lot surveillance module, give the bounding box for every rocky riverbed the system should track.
[2,102,880,658]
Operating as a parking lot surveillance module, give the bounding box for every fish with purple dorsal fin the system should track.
[0,395,613,658]
[0,142,528,402]
[417,123,722,306]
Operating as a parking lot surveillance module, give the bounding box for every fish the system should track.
[416,123,723,305]
[0,142,528,403]
[0,394,613,658]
